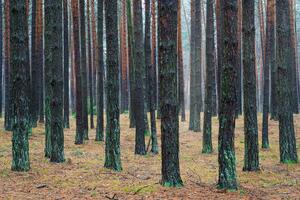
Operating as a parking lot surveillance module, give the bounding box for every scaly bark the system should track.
[104,0,122,171]
[276,0,298,164]
[10,0,31,171]
[242,0,259,171]
[159,0,183,187]
[218,0,238,190]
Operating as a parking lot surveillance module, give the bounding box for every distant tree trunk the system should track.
[236,0,242,117]
[216,0,222,115]
[104,0,122,171]
[96,0,104,141]
[45,0,65,163]
[270,1,278,120]
[127,0,136,128]
[91,0,97,110]
[4,0,12,131]
[63,0,70,129]
[80,0,89,140]
[262,0,275,149]
[133,0,146,155]
[37,0,44,123]
[192,0,202,132]
[202,0,214,154]
[72,0,84,145]
[0,1,2,118]
[146,0,158,154]
[189,0,196,131]
[289,0,299,114]
[276,0,298,164]
[30,0,38,128]
[87,0,94,129]
[10,0,31,172]
[218,0,238,190]
[121,0,129,113]
[159,0,183,187]
[178,0,185,122]
[242,0,259,171]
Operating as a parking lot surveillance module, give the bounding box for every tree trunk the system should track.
[276,0,298,164]
[218,0,238,190]
[96,0,104,141]
[80,0,89,140]
[159,0,183,187]
[262,0,275,149]
[72,0,84,145]
[133,0,146,155]
[104,0,122,171]
[242,0,259,171]
[202,0,215,154]
[10,0,31,171]
[45,0,65,163]
[63,0,70,129]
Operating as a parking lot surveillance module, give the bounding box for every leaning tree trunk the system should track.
[242,0,259,172]
[159,0,183,187]
[104,0,122,171]
[96,0,104,141]
[276,0,299,164]
[218,0,238,190]
[10,0,31,171]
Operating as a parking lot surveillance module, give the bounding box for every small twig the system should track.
[105,194,117,200]
[133,182,159,195]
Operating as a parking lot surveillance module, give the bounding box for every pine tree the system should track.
[10,0,31,171]
[104,0,122,171]
[218,0,238,190]
[80,0,89,139]
[72,0,85,145]
[96,0,104,141]
[202,0,215,154]
[242,0,259,171]
[262,0,275,149]
[159,0,183,187]
[63,0,70,129]
[133,0,146,155]
[0,1,2,118]
[276,0,298,164]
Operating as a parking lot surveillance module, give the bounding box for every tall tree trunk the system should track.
[262,0,275,149]
[37,0,44,123]
[63,0,70,129]
[10,0,31,171]
[202,0,215,154]
[276,0,298,164]
[218,0,238,190]
[80,0,89,140]
[45,0,65,163]
[159,0,183,187]
[104,0,122,171]
[242,0,259,171]
[4,0,12,131]
[178,0,185,122]
[133,0,146,155]
[72,0,84,145]
[236,0,242,116]
[96,0,104,141]
[127,0,136,128]
[87,0,94,129]
[121,0,129,113]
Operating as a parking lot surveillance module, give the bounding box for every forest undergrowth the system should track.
[0,113,299,199]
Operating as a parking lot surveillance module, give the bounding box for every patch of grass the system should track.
[122,184,158,194]
[0,168,10,178]
[71,149,84,157]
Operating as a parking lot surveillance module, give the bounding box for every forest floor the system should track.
[0,113,299,200]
